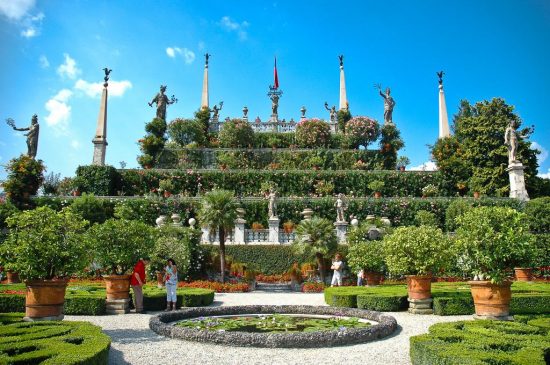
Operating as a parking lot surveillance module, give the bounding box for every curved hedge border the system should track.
[410,320,550,365]
[0,313,110,365]
[142,287,215,310]
[150,305,397,348]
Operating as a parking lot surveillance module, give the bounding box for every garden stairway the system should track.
[255,282,293,292]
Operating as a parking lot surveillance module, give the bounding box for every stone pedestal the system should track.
[269,217,280,244]
[334,221,348,244]
[408,298,433,315]
[201,227,211,244]
[507,162,529,201]
[106,298,130,315]
[171,213,182,227]
[301,208,313,221]
[234,218,246,244]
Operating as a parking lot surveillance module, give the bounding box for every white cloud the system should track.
[70,139,80,149]
[165,46,195,64]
[44,89,72,130]
[21,27,35,37]
[532,141,548,165]
[39,55,49,68]
[219,16,249,40]
[57,53,80,79]
[539,168,550,179]
[0,0,35,20]
[410,161,438,171]
[74,79,132,98]
[198,41,205,51]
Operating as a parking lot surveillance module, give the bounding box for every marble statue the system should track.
[7,114,40,159]
[324,102,336,122]
[211,101,223,119]
[504,120,520,164]
[437,71,444,86]
[148,85,177,121]
[375,84,396,124]
[335,193,347,222]
[267,188,278,218]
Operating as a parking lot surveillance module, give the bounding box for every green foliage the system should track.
[421,184,439,197]
[414,210,439,227]
[344,116,380,148]
[194,107,211,135]
[0,319,111,365]
[295,119,331,148]
[218,119,255,148]
[64,296,106,315]
[396,156,410,169]
[347,241,386,273]
[445,199,473,232]
[1,207,89,280]
[367,180,385,193]
[383,226,452,276]
[142,287,214,309]
[379,124,404,170]
[455,206,537,283]
[524,197,550,233]
[336,109,352,132]
[0,200,19,230]
[41,171,61,195]
[409,320,550,365]
[68,193,112,225]
[113,199,162,225]
[253,132,296,148]
[2,154,45,208]
[75,165,120,196]
[431,98,540,196]
[168,118,206,147]
[138,118,168,168]
[87,219,157,275]
[357,295,408,311]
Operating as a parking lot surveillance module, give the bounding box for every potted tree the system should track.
[159,179,175,198]
[348,240,385,286]
[455,206,536,320]
[368,180,385,198]
[87,219,157,301]
[421,184,439,198]
[0,207,89,320]
[283,220,295,234]
[383,226,451,313]
[468,177,486,199]
[396,156,410,171]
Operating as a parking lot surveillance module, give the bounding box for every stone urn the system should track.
[156,215,167,228]
[380,217,391,227]
[171,213,182,226]
[469,280,512,320]
[301,208,314,221]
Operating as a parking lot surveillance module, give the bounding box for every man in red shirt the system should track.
[130,257,150,313]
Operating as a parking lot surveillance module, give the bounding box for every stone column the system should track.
[334,221,348,244]
[438,84,450,138]
[268,217,280,244]
[339,65,347,110]
[201,63,209,109]
[507,162,530,201]
[234,208,246,244]
[92,86,108,165]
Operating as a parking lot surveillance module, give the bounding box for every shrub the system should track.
[2,154,45,207]
[379,124,404,170]
[113,199,162,225]
[75,165,120,196]
[455,206,537,283]
[367,180,384,194]
[347,240,385,273]
[1,207,89,280]
[68,193,113,225]
[138,118,167,168]
[302,282,325,293]
[168,118,206,147]
[445,199,473,232]
[41,171,61,195]
[218,118,254,148]
[421,184,439,197]
[357,295,408,311]
[414,210,439,227]
[295,119,331,148]
[0,319,110,364]
[142,287,214,309]
[344,116,380,148]
[409,320,550,365]
[383,226,452,276]
[87,219,157,275]
[524,197,550,233]
[0,200,19,230]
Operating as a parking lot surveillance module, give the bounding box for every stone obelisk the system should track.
[437,71,450,138]
[92,68,110,166]
[201,53,210,109]
[339,55,347,110]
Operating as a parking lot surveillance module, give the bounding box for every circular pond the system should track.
[149,305,397,348]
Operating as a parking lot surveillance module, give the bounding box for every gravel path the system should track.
[66,292,471,365]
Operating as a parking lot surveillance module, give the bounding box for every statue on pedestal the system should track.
[148,85,177,121]
[7,114,39,159]
[267,188,278,219]
[324,102,336,122]
[436,71,444,86]
[102,68,112,87]
[375,84,396,124]
[504,120,520,164]
[338,55,344,67]
[270,93,279,115]
[205,53,210,67]
[335,193,347,223]
[211,101,223,119]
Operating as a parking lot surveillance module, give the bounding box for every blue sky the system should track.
[0,0,549,180]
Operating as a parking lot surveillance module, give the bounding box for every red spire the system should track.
[273,56,279,89]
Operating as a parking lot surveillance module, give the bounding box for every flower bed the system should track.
[302,282,325,293]
[177,280,250,293]
[255,274,291,283]
[0,313,111,365]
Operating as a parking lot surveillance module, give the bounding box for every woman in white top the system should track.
[330,253,344,287]
[164,258,178,311]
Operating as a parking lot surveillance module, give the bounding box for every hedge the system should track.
[141,287,215,310]
[0,315,110,365]
[203,244,349,275]
[409,320,550,365]
[75,165,120,196]
[357,295,408,311]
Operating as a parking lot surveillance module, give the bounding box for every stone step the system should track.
[255,282,292,292]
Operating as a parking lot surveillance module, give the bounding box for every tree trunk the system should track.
[219,227,226,283]
[316,253,325,284]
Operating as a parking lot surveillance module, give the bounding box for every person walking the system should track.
[357,268,365,286]
[164,258,178,311]
[130,257,150,313]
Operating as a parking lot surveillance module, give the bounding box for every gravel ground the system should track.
[66,292,471,365]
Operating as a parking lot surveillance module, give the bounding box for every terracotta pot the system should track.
[374,191,382,199]
[24,278,68,321]
[514,268,533,282]
[163,191,172,198]
[406,275,433,300]
[7,271,20,284]
[399,166,405,172]
[104,274,131,300]
[156,272,165,288]
[469,280,512,319]
[364,272,383,286]
[473,191,480,199]
[72,190,81,197]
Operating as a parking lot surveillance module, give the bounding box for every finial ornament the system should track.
[437,70,444,86]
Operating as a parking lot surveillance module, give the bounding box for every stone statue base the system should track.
[92,137,107,166]
[234,218,246,244]
[268,217,280,244]
[507,162,529,201]
[334,221,348,244]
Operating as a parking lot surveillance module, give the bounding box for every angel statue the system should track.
[335,193,348,222]
[148,85,178,121]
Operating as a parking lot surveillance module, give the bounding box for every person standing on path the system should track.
[130,257,150,313]
[164,258,178,311]
[331,253,344,287]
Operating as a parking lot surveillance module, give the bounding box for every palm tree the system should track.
[198,189,238,283]
[293,217,338,283]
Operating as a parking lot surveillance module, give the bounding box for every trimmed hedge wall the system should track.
[142,287,215,310]
[75,165,120,196]
[410,320,550,365]
[358,295,408,312]
[0,315,111,365]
